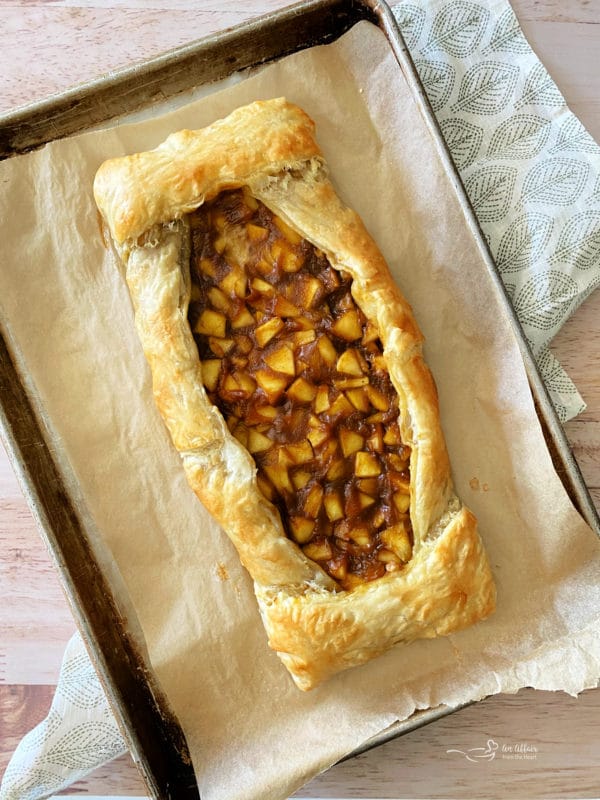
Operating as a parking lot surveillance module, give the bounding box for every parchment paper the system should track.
[1,22,599,800]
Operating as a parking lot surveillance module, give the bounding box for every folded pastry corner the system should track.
[94,97,495,691]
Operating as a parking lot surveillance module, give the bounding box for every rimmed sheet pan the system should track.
[1,2,597,797]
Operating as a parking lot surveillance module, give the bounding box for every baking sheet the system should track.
[1,19,599,800]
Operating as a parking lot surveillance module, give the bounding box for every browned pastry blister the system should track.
[94,98,496,690]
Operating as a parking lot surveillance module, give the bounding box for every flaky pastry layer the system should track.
[94,97,495,690]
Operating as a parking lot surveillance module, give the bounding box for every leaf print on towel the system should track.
[451,62,519,115]
[537,348,587,396]
[516,62,564,110]
[513,271,579,330]
[0,766,65,800]
[495,212,553,273]
[550,114,600,154]
[502,280,517,302]
[550,210,600,270]
[46,721,126,770]
[487,114,551,160]
[464,165,516,222]
[483,6,529,54]
[56,650,106,709]
[588,175,600,206]
[521,157,589,206]
[424,1,489,58]
[439,118,484,169]
[536,349,586,422]
[393,3,426,49]
[414,59,456,111]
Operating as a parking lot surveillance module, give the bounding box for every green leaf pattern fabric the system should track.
[393,0,600,421]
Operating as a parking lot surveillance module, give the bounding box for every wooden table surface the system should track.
[1,1,599,798]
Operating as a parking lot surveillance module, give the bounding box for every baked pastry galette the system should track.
[94,98,495,690]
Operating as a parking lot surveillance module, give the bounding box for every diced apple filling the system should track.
[339,429,364,458]
[188,188,413,590]
[331,310,362,341]
[195,309,226,338]
[264,344,295,376]
[288,377,317,404]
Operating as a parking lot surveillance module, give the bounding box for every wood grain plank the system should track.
[0,5,287,114]
[513,0,600,23]
[0,684,55,775]
[554,291,600,426]
[513,19,600,142]
[51,689,600,798]
[11,0,286,8]
[16,0,600,24]
[562,421,600,496]
[0,442,76,686]
[554,286,600,499]
[297,689,600,800]
[2,5,600,145]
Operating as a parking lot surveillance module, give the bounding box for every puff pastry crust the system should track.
[94,98,495,690]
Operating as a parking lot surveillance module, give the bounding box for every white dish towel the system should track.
[2,2,599,798]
